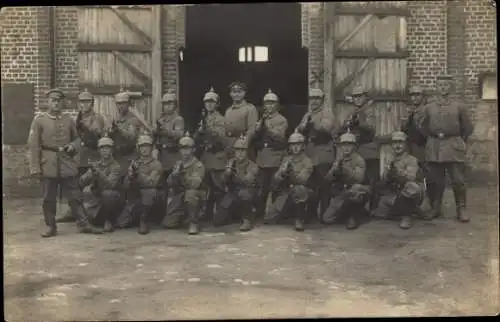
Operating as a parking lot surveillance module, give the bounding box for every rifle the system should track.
[302,113,313,143]
[224,159,237,193]
[343,98,375,133]
[251,111,269,149]
[76,110,100,149]
[193,109,207,156]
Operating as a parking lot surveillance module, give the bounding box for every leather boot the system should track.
[103,220,114,232]
[345,203,360,230]
[239,204,254,232]
[294,203,306,232]
[454,188,470,223]
[138,204,150,234]
[74,204,102,234]
[42,212,57,238]
[187,204,200,235]
[56,208,76,223]
[399,216,412,229]
[427,190,443,220]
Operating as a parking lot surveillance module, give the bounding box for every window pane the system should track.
[482,74,497,100]
[238,47,246,62]
[247,47,253,62]
[254,46,268,62]
[179,50,183,62]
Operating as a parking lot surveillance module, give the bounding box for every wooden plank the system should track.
[81,5,152,10]
[112,51,152,86]
[335,93,407,102]
[79,83,152,96]
[335,5,410,17]
[78,43,151,53]
[335,58,375,95]
[323,2,335,113]
[336,14,373,53]
[151,5,163,123]
[336,50,410,59]
[109,6,153,45]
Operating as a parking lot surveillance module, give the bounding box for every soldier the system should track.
[418,74,474,222]
[163,132,206,235]
[265,130,314,231]
[372,131,426,229]
[28,88,101,237]
[194,87,227,221]
[224,81,259,158]
[57,89,107,223]
[321,132,370,230]
[296,87,338,221]
[115,134,162,235]
[248,89,288,218]
[213,134,259,231]
[154,89,185,221]
[78,135,124,232]
[338,86,377,212]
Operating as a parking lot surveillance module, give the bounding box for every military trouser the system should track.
[364,159,380,211]
[212,187,256,226]
[264,189,308,225]
[322,184,370,226]
[257,167,279,218]
[58,166,92,222]
[149,170,172,224]
[426,162,467,213]
[307,163,330,222]
[372,181,424,219]
[203,169,226,222]
[41,177,91,230]
[115,188,158,228]
[94,190,124,225]
[162,189,205,228]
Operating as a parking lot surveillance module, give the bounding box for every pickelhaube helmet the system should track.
[339,132,357,144]
[115,89,130,103]
[308,87,324,98]
[233,134,249,149]
[351,85,366,96]
[288,128,306,144]
[391,131,407,142]
[408,85,423,94]
[97,134,114,148]
[263,89,279,102]
[78,88,94,101]
[162,88,177,103]
[137,134,154,146]
[203,87,219,102]
[179,131,195,148]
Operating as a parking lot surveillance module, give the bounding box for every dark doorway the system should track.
[179,3,308,132]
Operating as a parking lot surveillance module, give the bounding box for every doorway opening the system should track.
[179,3,308,132]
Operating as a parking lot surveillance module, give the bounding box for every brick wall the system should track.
[305,2,324,88]
[162,5,184,95]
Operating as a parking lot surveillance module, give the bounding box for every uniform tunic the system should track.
[224,101,259,151]
[111,111,143,172]
[300,106,337,166]
[156,112,185,170]
[200,111,227,171]
[75,111,106,167]
[401,105,427,162]
[248,112,288,168]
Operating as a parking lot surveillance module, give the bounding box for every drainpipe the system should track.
[48,6,56,89]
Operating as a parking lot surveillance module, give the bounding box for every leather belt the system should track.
[430,132,457,139]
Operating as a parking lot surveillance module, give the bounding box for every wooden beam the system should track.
[109,6,153,46]
[335,93,407,103]
[335,58,375,95]
[335,5,411,17]
[151,5,163,123]
[78,43,151,53]
[112,51,152,86]
[81,5,152,10]
[336,50,410,59]
[335,14,373,53]
[323,2,335,113]
[79,83,152,96]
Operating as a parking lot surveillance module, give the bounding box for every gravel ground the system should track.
[3,187,499,320]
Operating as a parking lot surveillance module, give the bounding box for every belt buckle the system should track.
[437,133,444,139]
[264,142,268,148]
[289,184,294,189]
[80,142,85,147]
[227,132,232,137]
[162,144,167,149]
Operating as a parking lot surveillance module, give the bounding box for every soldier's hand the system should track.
[30,170,42,179]
[255,121,262,132]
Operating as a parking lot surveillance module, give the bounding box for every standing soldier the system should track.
[265,129,314,231]
[338,86,377,212]
[248,89,288,218]
[28,88,101,237]
[418,74,474,222]
[115,134,162,235]
[78,135,124,232]
[162,132,206,235]
[194,87,227,221]
[213,135,259,231]
[321,132,370,230]
[57,89,107,223]
[296,87,338,221]
[372,131,426,229]
[224,81,259,158]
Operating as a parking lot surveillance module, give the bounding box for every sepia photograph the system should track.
[2,2,498,320]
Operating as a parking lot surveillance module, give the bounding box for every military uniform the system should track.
[194,88,228,221]
[418,75,474,222]
[115,135,162,234]
[213,135,259,231]
[28,88,101,237]
[163,133,206,235]
[322,133,370,230]
[248,90,288,218]
[266,130,314,231]
[79,136,124,232]
[297,88,338,221]
[372,132,425,229]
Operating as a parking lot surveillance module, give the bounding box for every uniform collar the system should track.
[138,155,154,164]
[236,158,249,167]
[116,111,132,122]
[310,105,324,114]
[182,157,196,168]
[393,151,407,160]
[231,100,247,109]
[99,157,114,166]
[47,111,63,119]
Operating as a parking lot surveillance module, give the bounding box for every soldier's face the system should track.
[79,100,93,113]
[99,146,112,159]
[410,93,423,106]
[352,95,366,107]
[437,80,451,95]
[230,88,245,102]
[264,101,277,114]
[290,143,303,155]
[180,147,193,160]
[392,141,405,155]
[204,100,217,112]
[309,97,323,110]
[48,96,64,112]
[163,101,176,114]
[234,149,247,161]
[139,144,152,157]
[116,102,129,114]
[340,144,355,156]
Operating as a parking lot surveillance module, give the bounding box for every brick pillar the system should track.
[306,2,324,90]
[36,6,52,111]
[162,5,184,95]
[447,0,467,99]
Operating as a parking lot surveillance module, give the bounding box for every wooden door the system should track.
[77,5,158,128]
[327,1,410,175]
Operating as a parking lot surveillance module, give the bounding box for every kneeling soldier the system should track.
[116,134,162,235]
[372,131,425,229]
[322,132,370,230]
[213,135,259,231]
[163,132,206,235]
[265,129,314,231]
[79,135,123,232]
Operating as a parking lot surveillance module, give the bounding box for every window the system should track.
[179,49,184,62]
[238,46,269,62]
[480,72,497,100]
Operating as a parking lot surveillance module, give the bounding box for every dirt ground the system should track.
[3,187,499,320]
